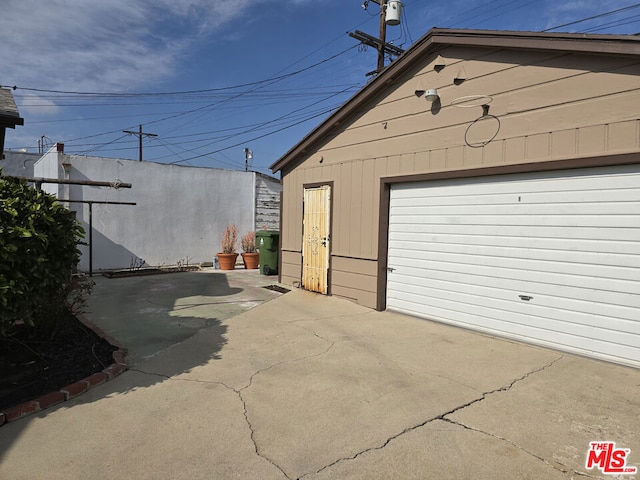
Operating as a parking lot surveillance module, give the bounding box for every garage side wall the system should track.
[279,46,640,308]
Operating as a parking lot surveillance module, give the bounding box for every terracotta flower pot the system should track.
[241,252,259,269]
[216,253,238,270]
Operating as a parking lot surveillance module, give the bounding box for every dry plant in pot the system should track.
[240,231,259,269]
[216,224,238,270]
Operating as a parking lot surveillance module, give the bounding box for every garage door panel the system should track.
[390,223,639,242]
[389,287,640,347]
[392,213,636,228]
[387,164,640,367]
[391,177,640,199]
[389,269,640,325]
[389,241,640,274]
[389,256,640,305]
[392,188,640,207]
[391,165,640,197]
[394,251,640,288]
[390,283,640,347]
[391,202,640,217]
[389,298,639,363]
[389,232,640,258]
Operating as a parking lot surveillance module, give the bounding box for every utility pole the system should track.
[349,0,404,75]
[244,148,253,172]
[377,0,388,73]
[123,124,157,162]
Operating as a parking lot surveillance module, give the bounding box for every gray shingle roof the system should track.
[0,88,24,126]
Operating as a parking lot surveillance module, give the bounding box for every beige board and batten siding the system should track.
[280,165,379,305]
[278,43,640,308]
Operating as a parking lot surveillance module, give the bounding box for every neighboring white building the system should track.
[1,150,41,177]
[33,145,281,272]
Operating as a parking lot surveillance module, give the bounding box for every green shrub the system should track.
[0,172,88,338]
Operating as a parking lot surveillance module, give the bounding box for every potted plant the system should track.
[216,224,238,270]
[241,231,259,269]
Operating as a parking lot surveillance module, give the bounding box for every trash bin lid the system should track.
[256,230,280,238]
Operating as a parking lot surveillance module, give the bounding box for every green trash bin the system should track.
[256,230,279,275]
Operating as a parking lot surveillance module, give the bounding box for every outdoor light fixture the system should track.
[425,89,439,102]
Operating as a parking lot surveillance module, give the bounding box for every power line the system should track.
[2,46,358,99]
[58,101,347,153]
[579,13,640,33]
[77,134,129,156]
[122,125,157,162]
[462,0,540,29]
[162,86,351,164]
[445,0,510,28]
[583,17,640,33]
[5,8,383,166]
[542,3,640,32]
[168,106,338,165]
[16,45,358,152]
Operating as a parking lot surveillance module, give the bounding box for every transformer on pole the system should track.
[351,0,405,75]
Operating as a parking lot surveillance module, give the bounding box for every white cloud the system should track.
[18,94,60,116]
[0,0,266,94]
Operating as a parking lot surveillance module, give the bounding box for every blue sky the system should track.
[2,0,639,176]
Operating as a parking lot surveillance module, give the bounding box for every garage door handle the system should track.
[387,267,396,272]
[519,295,533,301]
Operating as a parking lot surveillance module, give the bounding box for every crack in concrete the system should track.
[442,417,607,480]
[134,330,335,480]
[234,330,337,480]
[299,356,564,479]
[442,417,573,477]
[238,388,293,480]
[129,367,293,478]
[239,331,335,393]
[567,471,603,480]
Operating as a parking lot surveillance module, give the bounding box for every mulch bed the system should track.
[0,312,118,412]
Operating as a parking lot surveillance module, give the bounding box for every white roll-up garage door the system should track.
[386,164,640,367]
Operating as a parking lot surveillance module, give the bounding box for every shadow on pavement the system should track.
[0,269,279,457]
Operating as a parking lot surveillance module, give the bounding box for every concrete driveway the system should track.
[0,272,638,479]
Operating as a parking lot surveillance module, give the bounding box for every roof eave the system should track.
[0,116,25,128]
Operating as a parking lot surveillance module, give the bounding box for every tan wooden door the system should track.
[302,185,331,294]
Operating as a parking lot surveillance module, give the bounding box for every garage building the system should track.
[270,29,640,368]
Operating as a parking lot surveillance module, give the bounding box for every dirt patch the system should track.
[0,312,117,411]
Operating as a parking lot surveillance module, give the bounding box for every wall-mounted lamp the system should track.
[425,89,439,102]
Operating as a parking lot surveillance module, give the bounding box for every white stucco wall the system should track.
[35,152,256,272]
[1,151,41,177]
[33,147,63,196]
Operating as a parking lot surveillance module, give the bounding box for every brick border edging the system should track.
[0,314,127,426]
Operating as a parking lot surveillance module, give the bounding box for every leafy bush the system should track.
[0,172,88,339]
